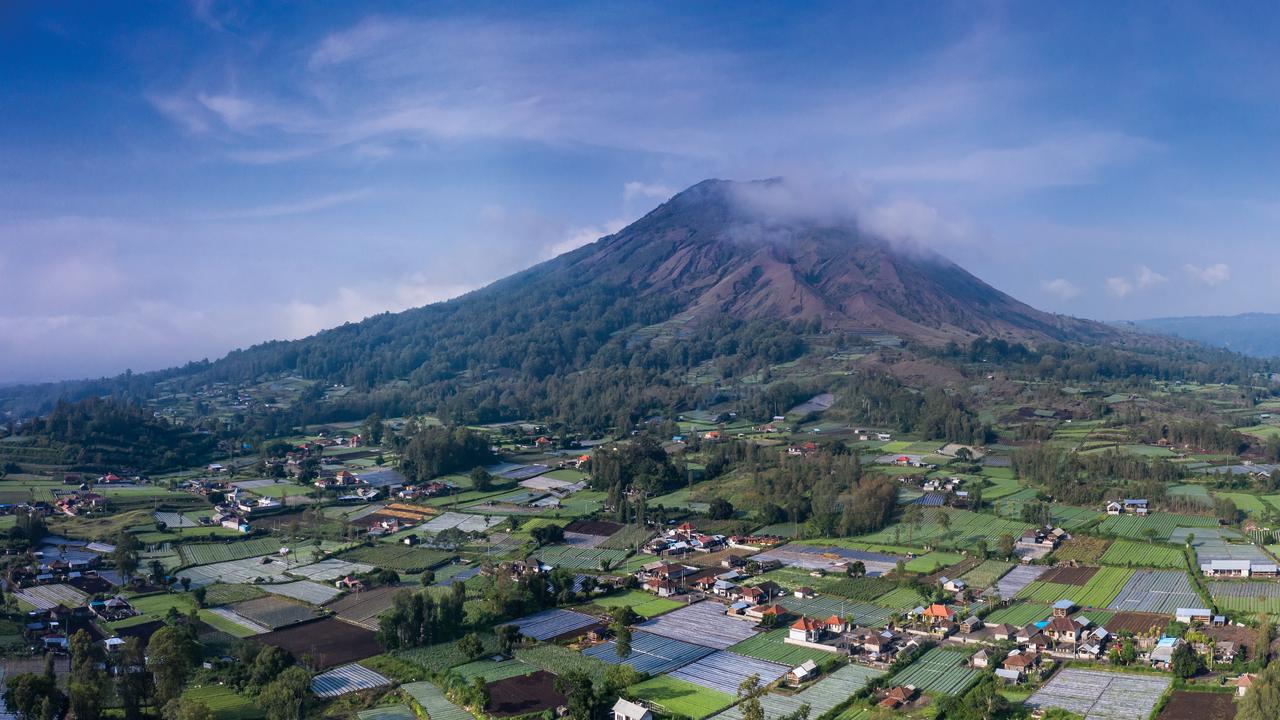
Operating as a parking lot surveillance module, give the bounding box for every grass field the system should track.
[588,590,684,618]
[1017,567,1134,608]
[628,675,737,719]
[904,552,963,573]
[1099,539,1186,569]
[1214,492,1269,515]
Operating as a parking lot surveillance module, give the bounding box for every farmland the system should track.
[1053,536,1112,565]
[888,647,980,696]
[340,544,453,572]
[1017,567,1134,608]
[528,545,631,570]
[1100,539,1187,569]
[851,508,1033,550]
[1026,668,1171,720]
[1096,513,1220,541]
[959,559,1015,588]
[984,602,1052,626]
[1107,571,1203,614]
[1209,581,1280,614]
[727,628,835,666]
[588,590,684,618]
[178,537,283,565]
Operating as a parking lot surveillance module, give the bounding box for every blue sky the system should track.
[2,1,1278,381]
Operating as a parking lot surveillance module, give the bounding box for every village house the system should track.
[1002,651,1037,678]
[1175,608,1214,624]
[971,649,990,668]
[877,686,915,710]
[789,659,818,685]
[789,617,827,643]
[611,699,653,720]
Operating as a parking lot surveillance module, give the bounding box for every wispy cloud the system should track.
[1105,276,1133,298]
[196,189,373,220]
[1184,262,1231,286]
[1042,278,1081,301]
[1136,265,1168,289]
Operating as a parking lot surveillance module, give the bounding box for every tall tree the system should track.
[148,624,201,706]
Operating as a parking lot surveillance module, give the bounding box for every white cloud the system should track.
[871,132,1161,192]
[623,182,675,204]
[197,189,373,221]
[1184,262,1231,286]
[1136,265,1168,289]
[1042,278,1081,301]
[1105,276,1133,298]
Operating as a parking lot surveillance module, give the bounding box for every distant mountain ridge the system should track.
[1131,313,1280,358]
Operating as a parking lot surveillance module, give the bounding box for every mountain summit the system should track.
[526,178,1105,343]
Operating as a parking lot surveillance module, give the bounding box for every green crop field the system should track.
[728,628,833,665]
[341,544,453,572]
[983,602,1051,626]
[1209,581,1280,614]
[629,675,737,719]
[513,643,613,681]
[179,537,283,566]
[588,590,683,618]
[888,648,980,696]
[529,545,631,570]
[598,525,654,550]
[872,587,927,610]
[1099,539,1186,569]
[852,508,1033,550]
[1096,512,1219,541]
[1017,567,1133,608]
[1052,537,1111,564]
[959,560,1015,588]
[815,576,896,601]
[202,583,268,605]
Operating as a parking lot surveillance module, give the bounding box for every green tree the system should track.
[114,530,141,583]
[739,674,765,720]
[470,467,493,492]
[996,533,1015,559]
[116,637,152,720]
[708,497,734,520]
[3,673,66,720]
[1170,642,1204,678]
[261,667,312,720]
[497,624,520,656]
[163,698,216,720]
[457,632,484,660]
[553,670,596,720]
[614,624,632,659]
[147,624,201,706]
[69,629,109,720]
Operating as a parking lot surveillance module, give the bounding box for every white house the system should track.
[612,699,652,720]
